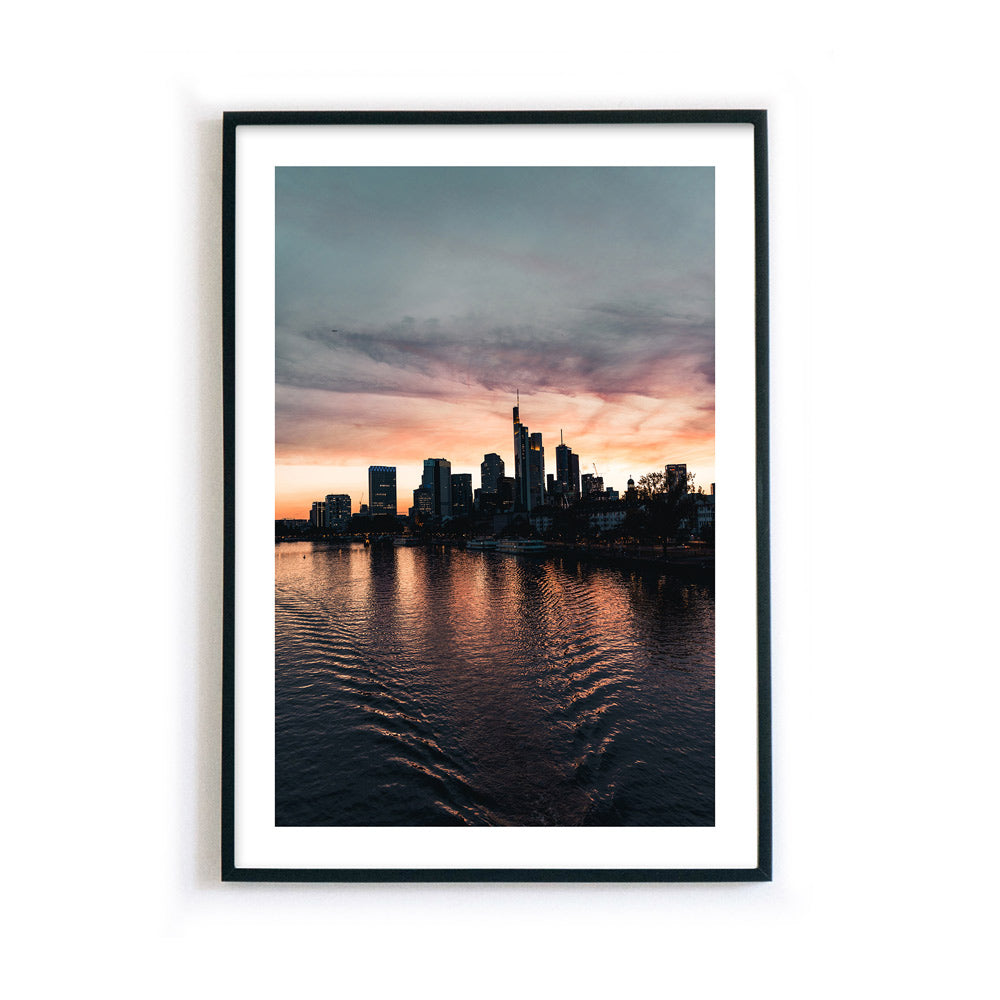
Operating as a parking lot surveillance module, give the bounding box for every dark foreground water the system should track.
[276,542,714,826]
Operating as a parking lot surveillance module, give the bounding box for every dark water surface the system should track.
[276,542,714,826]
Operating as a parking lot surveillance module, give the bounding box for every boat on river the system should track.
[495,539,547,553]
[465,538,498,550]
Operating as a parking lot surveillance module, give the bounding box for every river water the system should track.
[276,542,714,826]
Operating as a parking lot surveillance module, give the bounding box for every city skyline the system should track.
[276,166,715,518]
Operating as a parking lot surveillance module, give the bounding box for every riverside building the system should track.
[555,431,581,501]
[480,453,504,493]
[422,458,452,519]
[450,473,473,519]
[581,472,605,498]
[512,394,532,511]
[310,500,325,528]
[665,463,689,491]
[498,475,516,511]
[324,494,352,531]
[411,485,433,519]
[529,432,545,508]
[367,466,397,516]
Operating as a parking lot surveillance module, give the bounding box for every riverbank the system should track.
[277,535,713,580]
[542,541,714,580]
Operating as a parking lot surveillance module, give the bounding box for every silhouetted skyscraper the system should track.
[481,453,504,493]
[512,393,532,511]
[310,500,326,528]
[665,464,688,492]
[450,473,472,519]
[412,485,433,519]
[422,458,452,518]
[367,466,397,516]
[324,494,352,531]
[582,473,604,498]
[529,432,545,508]
[555,430,581,500]
[556,442,569,487]
[498,476,516,511]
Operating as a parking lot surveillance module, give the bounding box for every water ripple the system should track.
[275,542,714,826]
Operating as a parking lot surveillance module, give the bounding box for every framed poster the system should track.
[222,110,770,881]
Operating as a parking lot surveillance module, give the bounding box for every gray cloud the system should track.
[277,303,713,403]
[275,166,715,458]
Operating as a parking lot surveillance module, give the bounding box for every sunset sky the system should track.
[275,166,714,518]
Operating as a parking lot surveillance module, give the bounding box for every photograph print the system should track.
[274,164,718,830]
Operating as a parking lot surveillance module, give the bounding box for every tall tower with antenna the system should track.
[512,389,532,512]
[555,428,580,502]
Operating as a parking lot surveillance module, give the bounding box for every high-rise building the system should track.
[450,473,473,519]
[665,464,689,492]
[310,500,326,528]
[512,394,532,511]
[422,458,452,519]
[581,473,604,498]
[555,430,581,501]
[498,476,516,511]
[367,466,397,516]
[568,452,580,498]
[473,488,493,514]
[324,494,352,531]
[555,442,569,488]
[412,485,433,519]
[528,432,545,508]
[481,453,504,493]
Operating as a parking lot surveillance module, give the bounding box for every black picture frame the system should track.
[222,109,770,882]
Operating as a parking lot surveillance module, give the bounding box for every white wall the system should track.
[4,3,996,996]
